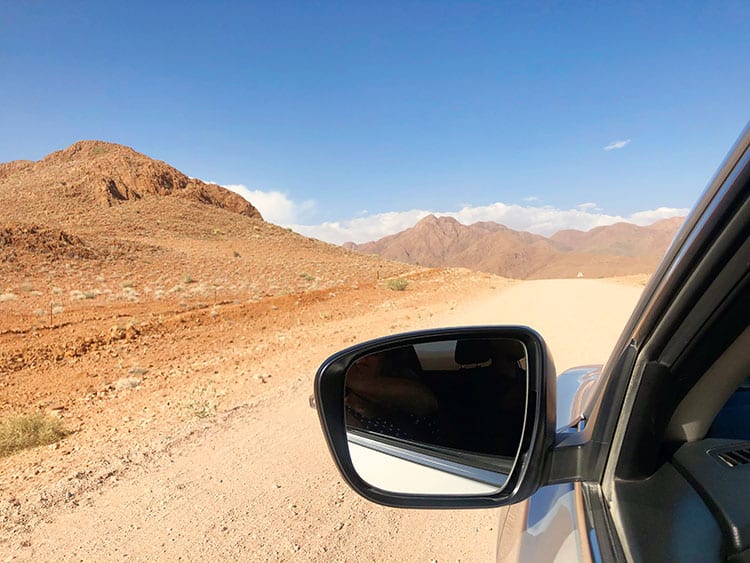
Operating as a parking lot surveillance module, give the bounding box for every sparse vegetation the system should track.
[183,273,196,284]
[387,278,409,291]
[189,400,217,418]
[300,273,316,281]
[121,286,139,301]
[186,384,224,419]
[70,289,86,300]
[233,250,241,258]
[0,292,17,302]
[0,413,66,457]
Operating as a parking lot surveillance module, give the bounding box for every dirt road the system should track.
[1,277,644,562]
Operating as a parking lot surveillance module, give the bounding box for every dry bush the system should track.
[387,278,409,291]
[186,384,224,418]
[0,413,66,457]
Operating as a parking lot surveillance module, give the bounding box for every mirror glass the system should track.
[344,337,528,495]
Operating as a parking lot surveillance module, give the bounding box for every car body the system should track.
[315,123,750,561]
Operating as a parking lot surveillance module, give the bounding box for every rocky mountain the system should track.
[347,214,684,279]
[550,217,683,259]
[0,140,261,222]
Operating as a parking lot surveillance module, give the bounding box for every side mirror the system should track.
[314,326,557,509]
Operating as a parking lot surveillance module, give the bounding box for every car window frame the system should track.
[597,125,750,560]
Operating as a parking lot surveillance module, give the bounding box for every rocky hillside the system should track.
[0,140,261,223]
[0,142,413,313]
[347,214,684,279]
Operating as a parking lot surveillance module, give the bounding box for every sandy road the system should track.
[3,278,644,562]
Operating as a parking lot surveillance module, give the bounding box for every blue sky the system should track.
[1,2,748,243]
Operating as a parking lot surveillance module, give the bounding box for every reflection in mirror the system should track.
[344,337,528,495]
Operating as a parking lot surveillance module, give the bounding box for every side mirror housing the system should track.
[314,326,557,509]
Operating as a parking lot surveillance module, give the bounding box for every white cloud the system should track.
[291,210,433,246]
[522,196,540,202]
[221,184,316,225]
[290,203,689,245]
[604,139,631,151]
[628,207,688,224]
[576,202,600,211]
[211,180,687,246]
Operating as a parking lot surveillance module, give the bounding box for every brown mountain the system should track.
[353,215,558,279]
[0,140,261,222]
[550,217,682,259]
[347,214,684,279]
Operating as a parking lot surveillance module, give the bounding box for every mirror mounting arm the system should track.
[544,430,596,485]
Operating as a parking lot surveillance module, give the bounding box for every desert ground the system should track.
[0,270,646,562]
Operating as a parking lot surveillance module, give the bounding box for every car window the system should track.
[707,377,750,441]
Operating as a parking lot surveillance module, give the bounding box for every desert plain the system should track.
[0,142,654,561]
[0,269,646,561]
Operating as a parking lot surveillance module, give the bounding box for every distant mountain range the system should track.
[0,140,684,281]
[345,214,684,279]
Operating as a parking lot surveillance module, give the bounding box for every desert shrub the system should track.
[300,273,315,281]
[186,384,224,418]
[190,400,217,418]
[387,278,409,291]
[0,293,17,302]
[0,413,66,457]
[183,273,196,284]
